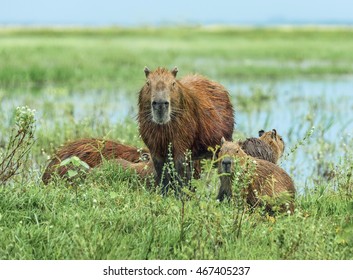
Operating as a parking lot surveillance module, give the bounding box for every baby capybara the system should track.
[42,138,149,184]
[138,66,234,193]
[259,129,285,163]
[217,138,295,213]
[239,129,285,164]
[114,158,155,179]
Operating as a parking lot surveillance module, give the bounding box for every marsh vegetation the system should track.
[0,27,353,259]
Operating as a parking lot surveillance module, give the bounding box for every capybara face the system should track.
[259,129,285,158]
[218,137,247,174]
[142,67,180,125]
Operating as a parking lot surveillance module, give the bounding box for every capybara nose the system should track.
[152,100,169,111]
[222,158,232,173]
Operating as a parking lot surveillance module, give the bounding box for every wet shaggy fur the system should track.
[217,139,295,213]
[258,129,285,163]
[239,129,285,164]
[239,138,276,164]
[42,138,149,184]
[138,67,234,191]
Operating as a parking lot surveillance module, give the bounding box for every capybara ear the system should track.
[141,153,150,161]
[271,129,277,139]
[221,137,226,146]
[171,66,178,77]
[259,129,265,137]
[144,66,150,78]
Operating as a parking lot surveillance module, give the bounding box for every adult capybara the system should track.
[42,138,149,184]
[217,138,295,213]
[239,129,285,164]
[138,66,234,193]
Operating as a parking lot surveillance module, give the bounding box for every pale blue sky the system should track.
[1,0,353,25]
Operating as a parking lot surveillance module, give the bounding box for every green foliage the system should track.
[2,27,353,90]
[0,172,352,259]
[282,126,315,162]
[0,106,36,185]
[235,86,276,112]
[59,156,90,180]
[0,27,352,260]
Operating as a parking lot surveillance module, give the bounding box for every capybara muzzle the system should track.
[221,157,232,173]
[152,100,170,124]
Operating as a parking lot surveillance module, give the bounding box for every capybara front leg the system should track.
[152,157,167,194]
[175,159,192,190]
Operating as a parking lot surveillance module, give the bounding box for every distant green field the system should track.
[0,27,353,260]
[1,27,353,90]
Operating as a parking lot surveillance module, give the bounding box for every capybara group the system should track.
[138,66,234,192]
[42,138,149,184]
[41,64,295,215]
[217,138,295,213]
[240,129,285,164]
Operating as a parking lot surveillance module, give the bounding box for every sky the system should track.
[1,0,353,26]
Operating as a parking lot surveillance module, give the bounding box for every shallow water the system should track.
[230,78,353,138]
[1,88,134,126]
[2,78,353,189]
[228,78,353,188]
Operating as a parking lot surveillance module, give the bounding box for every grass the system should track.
[2,27,353,90]
[0,111,352,260]
[0,26,353,259]
[0,163,352,260]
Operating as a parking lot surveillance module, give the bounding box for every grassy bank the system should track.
[0,104,352,260]
[1,162,352,260]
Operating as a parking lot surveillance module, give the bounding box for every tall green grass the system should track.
[0,161,352,259]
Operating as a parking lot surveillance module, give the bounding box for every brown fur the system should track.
[114,158,155,179]
[42,138,149,184]
[138,67,234,192]
[239,129,285,164]
[217,139,295,213]
[239,138,276,164]
[258,129,285,163]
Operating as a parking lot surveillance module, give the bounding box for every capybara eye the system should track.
[146,81,150,86]
[172,81,176,87]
